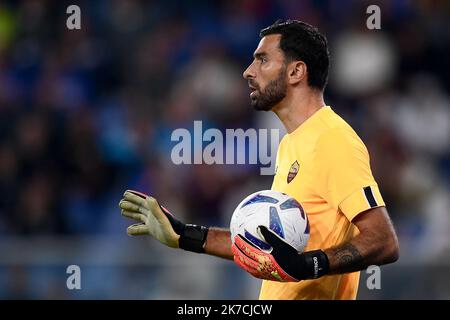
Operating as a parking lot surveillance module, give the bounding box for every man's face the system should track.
[243,34,287,111]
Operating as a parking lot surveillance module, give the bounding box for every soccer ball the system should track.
[230,190,310,253]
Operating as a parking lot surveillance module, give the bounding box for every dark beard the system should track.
[251,68,287,111]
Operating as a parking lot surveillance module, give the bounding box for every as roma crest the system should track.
[287,160,300,184]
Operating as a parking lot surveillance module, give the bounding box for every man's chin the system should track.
[251,100,273,111]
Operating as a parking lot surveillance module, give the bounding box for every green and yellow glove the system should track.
[119,190,208,253]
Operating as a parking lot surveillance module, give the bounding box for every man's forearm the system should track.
[204,227,233,260]
[324,232,399,275]
[324,241,365,274]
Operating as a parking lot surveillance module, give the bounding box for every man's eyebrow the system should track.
[253,52,267,59]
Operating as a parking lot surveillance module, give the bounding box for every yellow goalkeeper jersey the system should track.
[259,106,385,300]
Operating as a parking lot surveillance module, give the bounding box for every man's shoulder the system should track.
[314,123,367,156]
[282,106,366,153]
[318,107,357,133]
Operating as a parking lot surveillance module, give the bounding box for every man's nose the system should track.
[243,63,255,79]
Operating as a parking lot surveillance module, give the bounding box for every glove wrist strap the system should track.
[302,249,329,279]
[179,224,209,253]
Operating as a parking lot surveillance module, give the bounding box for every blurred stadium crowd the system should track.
[0,0,449,299]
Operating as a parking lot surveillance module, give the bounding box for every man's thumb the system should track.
[258,225,284,247]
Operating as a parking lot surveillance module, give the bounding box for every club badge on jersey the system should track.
[287,160,300,184]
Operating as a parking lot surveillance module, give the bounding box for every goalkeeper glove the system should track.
[119,190,209,253]
[232,225,329,282]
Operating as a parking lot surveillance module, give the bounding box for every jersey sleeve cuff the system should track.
[339,185,385,221]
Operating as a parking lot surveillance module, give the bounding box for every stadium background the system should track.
[0,0,449,299]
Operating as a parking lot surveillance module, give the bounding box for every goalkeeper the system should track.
[119,20,399,300]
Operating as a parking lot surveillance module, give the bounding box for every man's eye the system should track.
[261,57,267,63]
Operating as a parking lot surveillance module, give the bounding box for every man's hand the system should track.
[119,190,209,253]
[119,190,182,247]
[232,226,329,282]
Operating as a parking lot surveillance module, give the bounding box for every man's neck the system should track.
[273,88,326,134]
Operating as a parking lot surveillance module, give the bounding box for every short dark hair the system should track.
[260,19,330,91]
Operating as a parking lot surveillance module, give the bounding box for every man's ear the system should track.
[287,61,307,85]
